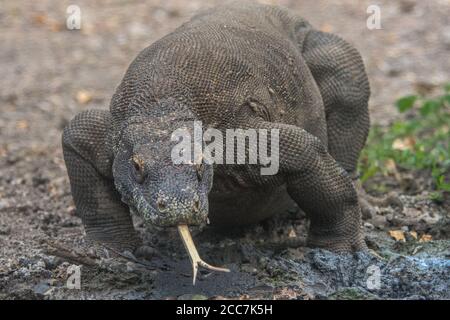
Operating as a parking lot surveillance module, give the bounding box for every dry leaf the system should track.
[76,90,93,104]
[385,158,397,173]
[419,234,432,242]
[16,120,29,130]
[389,230,406,242]
[392,137,415,151]
[320,23,334,33]
[33,13,63,32]
[33,14,47,25]
[413,81,437,95]
[0,147,7,158]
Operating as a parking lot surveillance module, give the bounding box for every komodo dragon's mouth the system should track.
[177,224,230,285]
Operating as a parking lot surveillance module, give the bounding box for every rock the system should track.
[35,260,46,270]
[126,261,136,272]
[364,222,375,230]
[371,215,387,229]
[33,281,51,296]
[18,257,32,267]
[31,175,49,187]
[241,263,258,274]
[15,267,31,279]
[0,225,11,235]
[0,199,11,210]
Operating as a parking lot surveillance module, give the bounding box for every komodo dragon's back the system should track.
[110,2,326,141]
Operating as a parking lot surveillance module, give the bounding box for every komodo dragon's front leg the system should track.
[62,110,153,258]
[250,119,367,252]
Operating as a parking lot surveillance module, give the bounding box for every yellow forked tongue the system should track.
[177,224,230,285]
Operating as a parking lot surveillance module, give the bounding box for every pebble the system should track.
[36,260,46,269]
[364,222,375,230]
[18,257,32,267]
[0,199,11,210]
[371,215,387,229]
[43,256,63,269]
[241,263,258,274]
[33,281,51,296]
[126,261,136,272]
[0,225,11,235]
[15,267,31,279]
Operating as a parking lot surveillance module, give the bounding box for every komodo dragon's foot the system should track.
[353,179,403,219]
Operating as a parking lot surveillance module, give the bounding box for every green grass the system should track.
[358,84,450,201]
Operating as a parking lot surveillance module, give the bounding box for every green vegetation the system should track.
[359,84,450,201]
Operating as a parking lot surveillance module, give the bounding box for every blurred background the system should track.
[0,0,449,299]
[1,0,449,153]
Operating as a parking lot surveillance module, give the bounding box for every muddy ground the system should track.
[0,0,449,300]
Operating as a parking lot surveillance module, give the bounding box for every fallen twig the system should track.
[44,240,97,267]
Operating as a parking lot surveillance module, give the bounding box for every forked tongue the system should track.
[177,224,230,285]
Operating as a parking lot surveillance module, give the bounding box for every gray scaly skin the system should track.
[62,2,371,254]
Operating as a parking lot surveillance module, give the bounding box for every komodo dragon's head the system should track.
[110,100,230,282]
[111,101,213,228]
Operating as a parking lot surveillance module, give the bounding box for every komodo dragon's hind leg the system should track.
[302,30,402,219]
[62,110,153,258]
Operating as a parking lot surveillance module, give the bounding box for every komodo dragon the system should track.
[63,2,383,258]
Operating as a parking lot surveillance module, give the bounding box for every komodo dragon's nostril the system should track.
[157,198,168,213]
[193,197,200,213]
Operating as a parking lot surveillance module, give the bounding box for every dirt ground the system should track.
[0,0,449,300]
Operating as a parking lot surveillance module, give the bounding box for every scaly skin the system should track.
[62,2,371,253]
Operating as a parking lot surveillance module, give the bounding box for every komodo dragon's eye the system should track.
[131,155,145,184]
